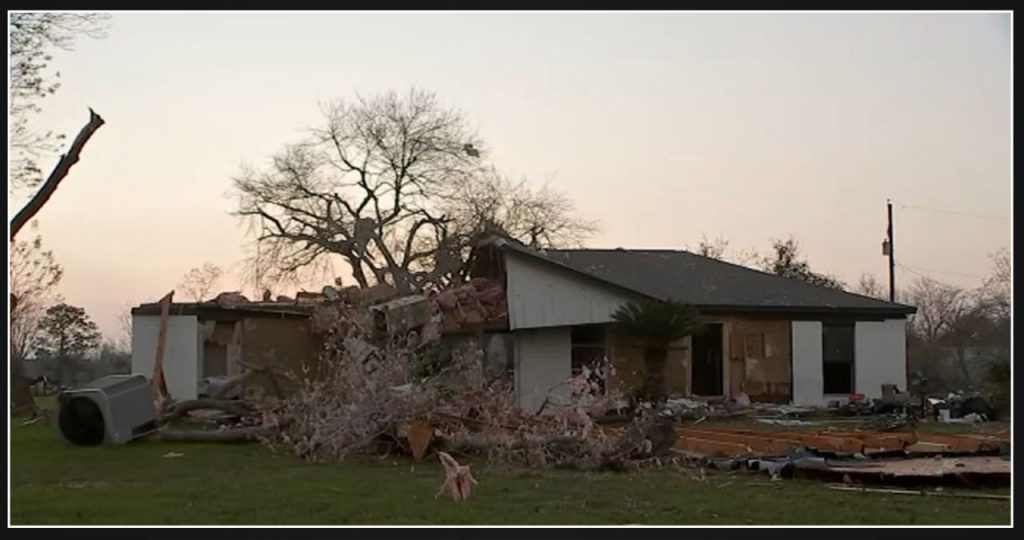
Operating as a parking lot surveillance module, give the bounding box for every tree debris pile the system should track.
[250,292,675,470]
[139,282,681,470]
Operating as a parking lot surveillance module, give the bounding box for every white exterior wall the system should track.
[855,319,908,401]
[515,327,572,414]
[791,321,825,406]
[131,315,201,401]
[505,253,643,330]
[792,318,908,406]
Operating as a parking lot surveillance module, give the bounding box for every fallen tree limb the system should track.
[11,109,105,240]
[209,371,258,399]
[238,360,299,383]
[160,399,254,424]
[154,425,275,443]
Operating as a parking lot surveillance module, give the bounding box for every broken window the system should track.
[822,323,855,394]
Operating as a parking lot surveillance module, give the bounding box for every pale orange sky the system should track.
[8,11,1012,339]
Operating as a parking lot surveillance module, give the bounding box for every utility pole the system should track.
[884,199,895,302]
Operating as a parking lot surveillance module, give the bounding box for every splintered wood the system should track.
[152,291,174,413]
[403,421,435,461]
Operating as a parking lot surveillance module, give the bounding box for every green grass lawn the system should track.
[9,416,1010,525]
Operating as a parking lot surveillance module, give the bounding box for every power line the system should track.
[896,262,987,281]
[891,200,1011,221]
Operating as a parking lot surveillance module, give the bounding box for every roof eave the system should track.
[131,302,313,318]
[695,304,917,318]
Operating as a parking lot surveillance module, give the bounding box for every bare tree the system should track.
[685,234,760,269]
[234,88,594,294]
[905,277,972,343]
[10,226,64,362]
[9,226,64,414]
[854,273,888,300]
[442,169,597,251]
[115,303,134,353]
[234,88,484,294]
[904,276,980,388]
[693,234,729,260]
[177,263,224,302]
[978,248,1010,320]
[9,12,110,192]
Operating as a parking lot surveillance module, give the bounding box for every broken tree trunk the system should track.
[154,424,279,444]
[10,109,106,240]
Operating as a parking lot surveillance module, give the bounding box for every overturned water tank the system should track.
[57,374,158,446]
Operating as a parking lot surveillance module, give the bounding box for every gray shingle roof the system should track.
[496,240,915,316]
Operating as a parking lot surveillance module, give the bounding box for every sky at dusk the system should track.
[9,11,1012,339]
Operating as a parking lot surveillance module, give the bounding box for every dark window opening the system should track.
[822,323,855,394]
[571,324,607,393]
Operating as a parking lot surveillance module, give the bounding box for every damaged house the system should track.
[466,236,917,412]
[130,236,916,412]
[130,299,320,401]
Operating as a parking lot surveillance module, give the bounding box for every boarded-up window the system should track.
[729,332,744,359]
[730,331,766,359]
[744,333,765,358]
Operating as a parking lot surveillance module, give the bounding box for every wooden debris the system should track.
[405,421,435,461]
[152,291,174,413]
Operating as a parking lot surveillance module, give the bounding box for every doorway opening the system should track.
[691,323,724,396]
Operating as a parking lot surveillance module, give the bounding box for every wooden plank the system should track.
[913,432,982,453]
[789,433,863,455]
[817,430,912,453]
[679,428,798,455]
[675,435,752,457]
[904,441,955,454]
[695,427,862,454]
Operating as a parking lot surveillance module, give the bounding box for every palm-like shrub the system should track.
[612,300,705,403]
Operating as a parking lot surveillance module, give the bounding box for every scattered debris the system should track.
[941,412,986,424]
[826,484,1010,500]
[117,279,1011,499]
[756,418,816,427]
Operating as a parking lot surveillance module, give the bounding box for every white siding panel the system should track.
[505,254,643,330]
[131,315,200,401]
[791,321,824,406]
[515,328,572,413]
[855,319,907,400]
